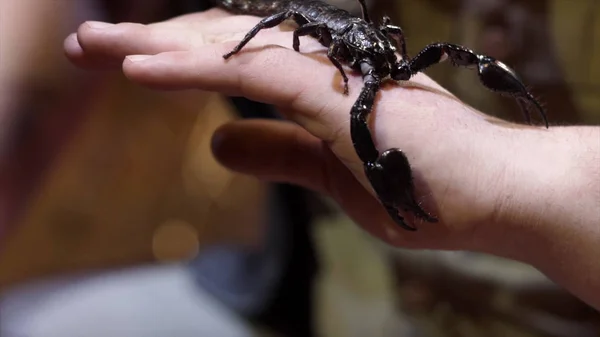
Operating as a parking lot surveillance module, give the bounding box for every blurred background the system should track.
[0,0,599,336]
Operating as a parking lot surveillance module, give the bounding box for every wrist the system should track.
[501,126,600,309]
[470,126,599,266]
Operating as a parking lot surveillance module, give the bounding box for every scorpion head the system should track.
[390,60,412,81]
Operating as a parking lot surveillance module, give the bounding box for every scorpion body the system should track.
[215,0,549,231]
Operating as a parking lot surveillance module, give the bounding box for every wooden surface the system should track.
[0,73,268,289]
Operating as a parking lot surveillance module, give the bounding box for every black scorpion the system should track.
[215,0,549,231]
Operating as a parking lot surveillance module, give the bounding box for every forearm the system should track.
[483,125,600,309]
[534,126,600,309]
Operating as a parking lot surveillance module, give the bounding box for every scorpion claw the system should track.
[409,202,439,223]
[400,43,548,127]
[365,149,438,231]
[384,204,417,231]
[351,73,437,231]
[476,56,549,128]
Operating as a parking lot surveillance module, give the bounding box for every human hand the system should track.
[63,8,564,257]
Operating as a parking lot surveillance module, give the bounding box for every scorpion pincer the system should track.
[215,0,549,231]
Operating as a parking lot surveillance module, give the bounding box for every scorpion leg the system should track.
[403,43,549,127]
[293,23,350,95]
[328,43,350,95]
[351,64,438,231]
[223,10,302,59]
[356,0,372,23]
[379,16,409,60]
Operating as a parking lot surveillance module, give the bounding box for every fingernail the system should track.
[126,55,151,63]
[63,33,83,55]
[86,21,114,29]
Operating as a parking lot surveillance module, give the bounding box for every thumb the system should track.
[210,119,413,246]
[210,119,335,194]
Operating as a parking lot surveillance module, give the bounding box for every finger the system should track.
[211,119,332,193]
[63,32,126,69]
[66,18,216,69]
[72,21,198,62]
[210,119,419,246]
[64,33,95,68]
[66,11,291,70]
[122,46,357,142]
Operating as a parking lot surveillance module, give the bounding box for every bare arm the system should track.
[63,10,600,309]
[478,126,600,309]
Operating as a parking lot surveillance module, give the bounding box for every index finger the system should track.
[123,41,360,142]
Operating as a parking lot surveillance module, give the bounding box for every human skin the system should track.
[0,0,67,156]
[63,9,600,309]
[0,0,84,236]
